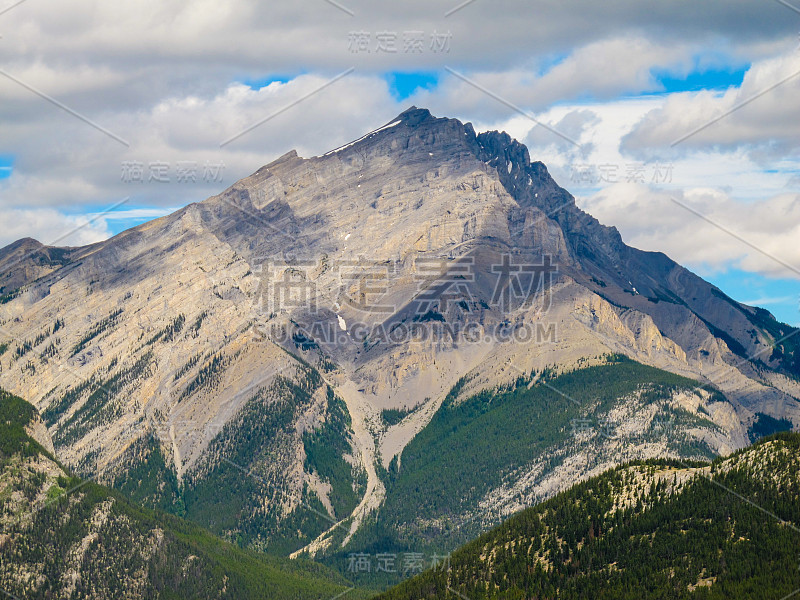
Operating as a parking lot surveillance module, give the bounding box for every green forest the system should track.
[0,388,366,599]
[377,432,800,600]
[341,356,723,560]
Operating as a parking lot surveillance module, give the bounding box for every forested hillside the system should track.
[338,355,731,560]
[377,432,800,600]
[0,389,366,599]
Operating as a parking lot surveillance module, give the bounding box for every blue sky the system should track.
[376,64,748,103]
[0,156,12,180]
[654,66,747,93]
[104,211,169,236]
[703,269,799,327]
[385,71,439,100]
[242,71,439,101]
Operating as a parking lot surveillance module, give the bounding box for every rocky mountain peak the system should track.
[323,107,576,219]
[393,105,436,126]
[313,105,477,164]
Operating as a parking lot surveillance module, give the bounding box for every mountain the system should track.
[0,388,364,599]
[376,431,800,600]
[0,107,798,565]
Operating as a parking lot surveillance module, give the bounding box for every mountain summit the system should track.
[0,108,797,560]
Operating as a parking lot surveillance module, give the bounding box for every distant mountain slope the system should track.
[0,237,76,303]
[377,432,800,600]
[0,389,364,600]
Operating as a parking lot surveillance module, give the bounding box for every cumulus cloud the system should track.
[0,73,403,211]
[409,37,697,125]
[0,0,794,74]
[578,184,800,280]
[0,35,700,217]
[622,53,800,159]
[0,208,111,248]
[523,109,600,159]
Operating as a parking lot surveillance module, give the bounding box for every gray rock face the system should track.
[0,106,798,555]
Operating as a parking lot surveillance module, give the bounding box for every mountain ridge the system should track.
[5,107,793,378]
[377,431,800,600]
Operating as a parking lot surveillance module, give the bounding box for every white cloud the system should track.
[0,208,111,248]
[0,73,404,211]
[478,88,800,203]
[1,0,794,75]
[578,184,800,280]
[740,295,796,306]
[408,37,697,125]
[622,52,800,159]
